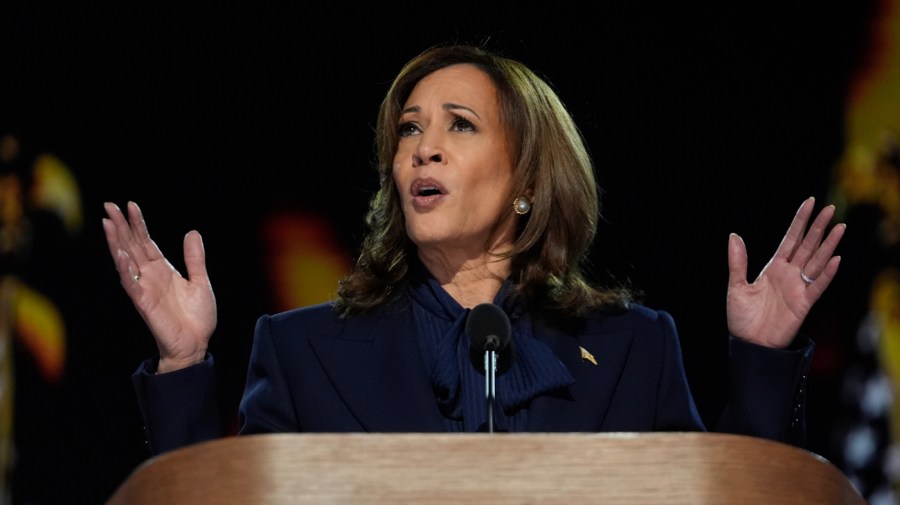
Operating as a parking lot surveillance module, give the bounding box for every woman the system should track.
[102,44,845,455]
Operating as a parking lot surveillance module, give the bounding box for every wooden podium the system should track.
[106,432,866,504]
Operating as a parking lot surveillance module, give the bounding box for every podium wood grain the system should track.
[106,432,865,504]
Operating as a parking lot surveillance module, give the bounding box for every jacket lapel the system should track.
[307,305,445,432]
[527,321,636,431]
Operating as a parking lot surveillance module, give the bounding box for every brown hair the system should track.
[335,43,631,324]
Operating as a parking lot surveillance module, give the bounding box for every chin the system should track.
[406,219,446,244]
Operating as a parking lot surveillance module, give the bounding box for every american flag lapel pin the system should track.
[579,346,597,366]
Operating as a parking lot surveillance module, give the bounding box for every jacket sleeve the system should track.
[131,354,224,455]
[714,335,815,446]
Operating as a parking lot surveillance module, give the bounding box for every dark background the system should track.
[1,3,881,503]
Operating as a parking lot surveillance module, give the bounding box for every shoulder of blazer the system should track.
[576,303,674,336]
[264,301,343,333]
[259,299,412,342]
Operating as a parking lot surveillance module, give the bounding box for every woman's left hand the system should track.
[726,197,846,348]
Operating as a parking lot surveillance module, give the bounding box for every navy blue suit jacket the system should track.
[133,301,813,455]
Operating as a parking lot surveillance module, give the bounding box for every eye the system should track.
[450,115,476,132]
[398,121,420,137]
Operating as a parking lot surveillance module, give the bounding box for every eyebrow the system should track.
[400,103,482,120]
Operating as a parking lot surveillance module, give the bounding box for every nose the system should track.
[411,132,445,167]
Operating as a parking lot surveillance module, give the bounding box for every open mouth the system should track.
[410,178,446,207]
[417,186,442,196]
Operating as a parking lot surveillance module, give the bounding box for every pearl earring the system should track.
[513,196,532,215]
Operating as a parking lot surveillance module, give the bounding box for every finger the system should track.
[183,230,210,285]
[802,255,842,301]
[113,246,143,289]
[803,221,846,278]
[104,201,151,265]
[773,197,815,262]
[103,217,138,285]
[726,233,749,288]
[127,201,166,262]
[103,203,142,277]
[101,216,122,260]
[791,204,837,268]
[104,201,136,245]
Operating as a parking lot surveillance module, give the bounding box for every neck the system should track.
[417,250,511,309]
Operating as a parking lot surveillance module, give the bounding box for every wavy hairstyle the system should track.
[335,44,631,324]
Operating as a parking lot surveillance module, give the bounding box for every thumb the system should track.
[727,233,748,289]
[183,230,210,284]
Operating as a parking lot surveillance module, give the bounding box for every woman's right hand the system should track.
[102,201,217,373]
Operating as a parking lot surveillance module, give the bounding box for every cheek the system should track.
[394,140,413,165]
[391,165,412,208]
[480,162,516,196]
[391,161,405,190]
[392,147,411,179]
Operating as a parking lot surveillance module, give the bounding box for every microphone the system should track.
[466,302,515,374]
[465,303,514,433]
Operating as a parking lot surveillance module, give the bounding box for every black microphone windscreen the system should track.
[465,303,512,352]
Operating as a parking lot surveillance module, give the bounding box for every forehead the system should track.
[404,64,498,110]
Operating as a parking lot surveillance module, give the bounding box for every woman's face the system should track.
[393,64,517,260]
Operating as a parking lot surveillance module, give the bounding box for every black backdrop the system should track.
[1,3,877,503]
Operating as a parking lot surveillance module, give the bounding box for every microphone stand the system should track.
[483,346,498,433]
[466,303,511,434]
